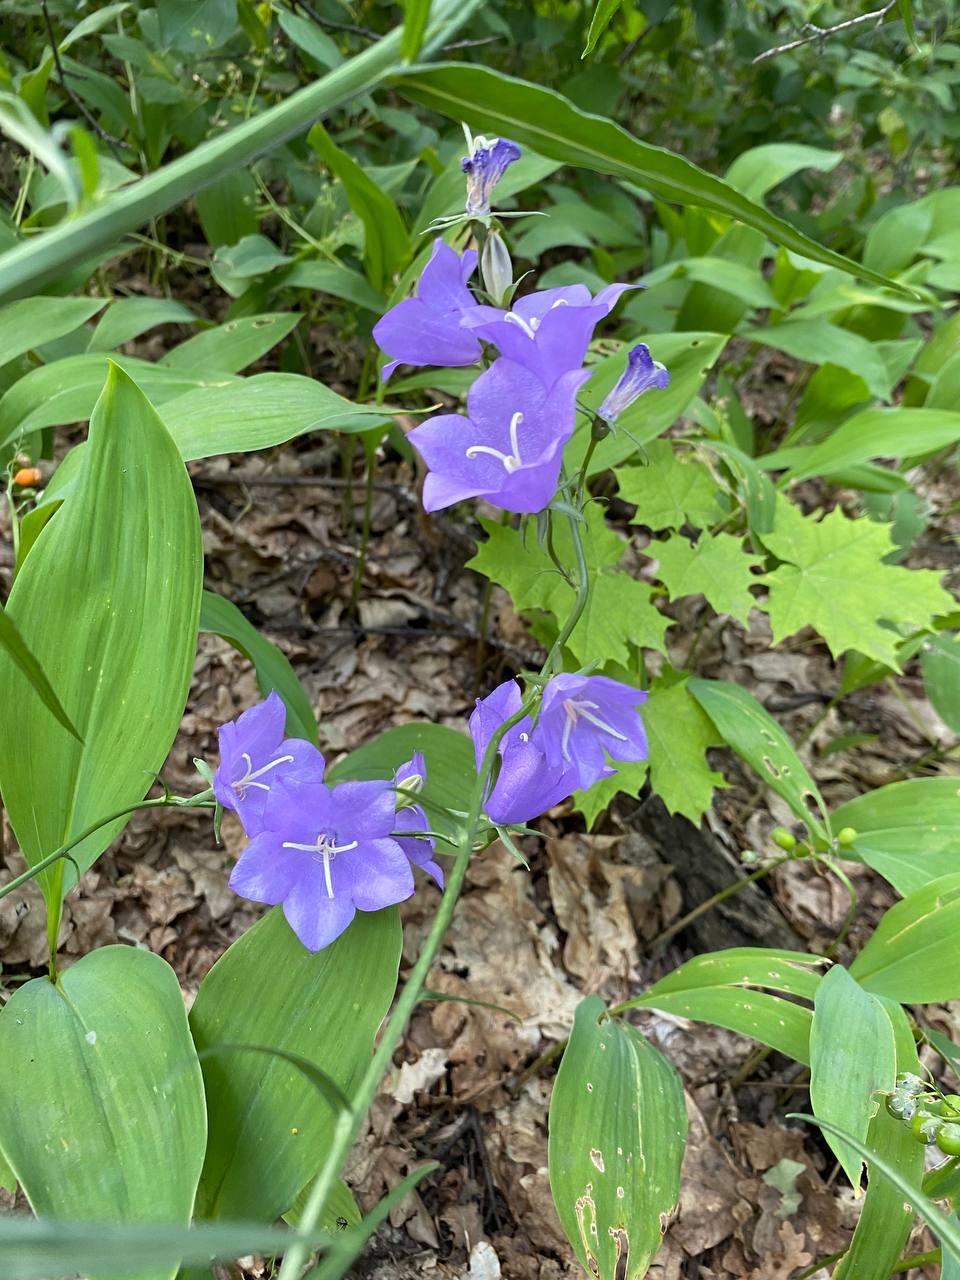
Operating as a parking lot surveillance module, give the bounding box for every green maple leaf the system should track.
[761,503,955,668]
[576,676,727,828]
[615,440,723,531]
[654,531,763,625]
[468,505,668,664]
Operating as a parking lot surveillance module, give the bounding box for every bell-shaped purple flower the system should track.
[460,282,637,389]
[463,136,521,216]
[373,239,482,382]
[407,357,590,514]
[537,674,648,791]
[597,343,670,425]
[229,777,414,952]
[213,691,325,836]
[393,753,444,888]
[469,680,575,826]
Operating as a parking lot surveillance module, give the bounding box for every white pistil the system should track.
[233,752,295,797]
[282,834,359,899]
[561,699,629,761]
[465,411,524,473]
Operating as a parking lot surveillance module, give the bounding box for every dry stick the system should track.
[278,507,594,1280]
[752,0,897,62]
[39,0,124,148]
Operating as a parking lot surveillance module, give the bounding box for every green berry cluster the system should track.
[886,1072,960,1155]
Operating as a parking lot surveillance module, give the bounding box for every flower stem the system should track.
[280,502,596,1279]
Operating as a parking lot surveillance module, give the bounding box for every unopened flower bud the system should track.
[772,827,797,852]
[462,133,521,217]
[741,849,760,865]
[480,231,513,307]
[837,827,857,847]
[597,343,669,426]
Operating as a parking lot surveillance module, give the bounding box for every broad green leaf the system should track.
[327,720,475,853]
[283,260,386,313]
[548,994,686,1279]
[631,984,812,1062]
[700,439,777,535]
[0,0,479,303]
[276,10,343,69]
[391,64,903,288]
[308,123,409,292]
[925,1026,960,1082]
[467,507,669,667]
[831,777,960,896]
[199,590,319,747]
[582,0,624,56]
[724,143,842,203]
[806,1112,959,1272]
[641,255,777,310]
[0,93,80,212]
[0,366,202,912]
[190,907,401,1222]
[0,295,105,366]
[160,313,300,373]
[210,235,292,297]
[0,947,206,1280]
[763,408,960,483]
[614,440,723,531]
[744,321,894,401]
[0,353,234,447]
[644,947,826,1000]
[0,601,80,739]
[809,966,897,1189]
[830,998,926,1280]
[688,677,829,837]
[0,1217,336,1280]
[568,334,728,474]
[851,873,960,1002]
[195,169,259,247]
[160,373,391,458]
[654,532,762,625]
[285,1177,360,1232]
[157,0,238,53]
[401,0,431,61]
[87,297,196,352]
[760,503,953,669]
[575,674,728,828]
[922,632,960,734]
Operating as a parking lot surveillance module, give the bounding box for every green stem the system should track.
[280,508,595,1280]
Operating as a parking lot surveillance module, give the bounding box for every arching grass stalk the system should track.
[279,503,592,1280]
[0,792,215,981]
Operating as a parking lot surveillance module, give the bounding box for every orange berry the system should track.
[13,467,42,487]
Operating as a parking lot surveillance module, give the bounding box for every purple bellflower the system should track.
[463,136,522,216]
[460,282,637,389]
[229,777,414,952]
[469,680,575,826]
[393,753,444,887]
[213,691,325,836]
[597,343,670,426]
[373,239,482,382]
[537,673,648,791]
[407,357,590,514]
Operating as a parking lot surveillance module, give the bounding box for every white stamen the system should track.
[561,699,629,761]
[465,411,524,474]
[281,835,359,899]
[503,311,539,340]
[233,752,295,797]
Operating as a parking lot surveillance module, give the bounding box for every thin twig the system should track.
[288,0,379,42]
[40,0,124,147]
[752,1,897,63]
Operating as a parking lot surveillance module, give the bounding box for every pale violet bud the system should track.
[480,231,513,306]
[462,135,521,217]
[597,343,670,426]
